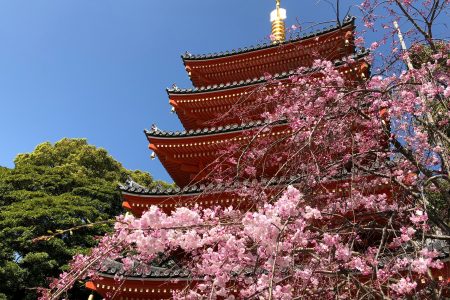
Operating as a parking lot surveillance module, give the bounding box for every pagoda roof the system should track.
[98,243,450,278]
[171,49,369,94]
[96,258,190,280]
[97,229,450,281]
[120,170,389,198]
[120,172,393,218]
[145,119,286,139]
[168,70,295,94]
[182,16,355,61]
[120,175,303,196]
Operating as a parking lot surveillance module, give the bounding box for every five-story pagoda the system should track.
[87,2,373,299]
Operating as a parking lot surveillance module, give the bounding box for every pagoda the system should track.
[85,2,383,299]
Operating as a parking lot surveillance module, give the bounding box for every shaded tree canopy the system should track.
[0,138,168,300]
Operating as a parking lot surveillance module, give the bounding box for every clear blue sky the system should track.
[0,1,416,182]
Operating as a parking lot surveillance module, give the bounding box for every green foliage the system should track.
[410,41,449,69]
[0,138,165,299]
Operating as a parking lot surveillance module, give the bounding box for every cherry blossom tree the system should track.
[41,0,449,299]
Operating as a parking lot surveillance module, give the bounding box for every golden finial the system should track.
[270,0,286,43]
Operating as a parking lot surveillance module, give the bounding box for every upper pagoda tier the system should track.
[182,17,356,87]
[170,51,369,130]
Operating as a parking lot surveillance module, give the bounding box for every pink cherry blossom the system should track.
[40,1,450,299]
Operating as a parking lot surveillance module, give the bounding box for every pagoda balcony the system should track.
[169,51,370,130]
[182,17,356,87]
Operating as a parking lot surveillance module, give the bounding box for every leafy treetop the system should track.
[0,138,168,300]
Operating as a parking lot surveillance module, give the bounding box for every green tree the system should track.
[0,138,168,300]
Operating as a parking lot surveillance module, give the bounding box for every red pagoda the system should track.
[85,2,395,299]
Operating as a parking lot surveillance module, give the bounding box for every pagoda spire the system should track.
[270,0,287,42]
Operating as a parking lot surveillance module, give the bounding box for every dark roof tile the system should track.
[120,170,357,197]
[144,119,287,139]
[98,258,190,279]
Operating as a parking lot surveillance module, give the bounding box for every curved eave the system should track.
[122,175,391,198]
[145,119,285,139]
[182,17,355,61]
[122,192,201,217]
[122,191,244,217]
